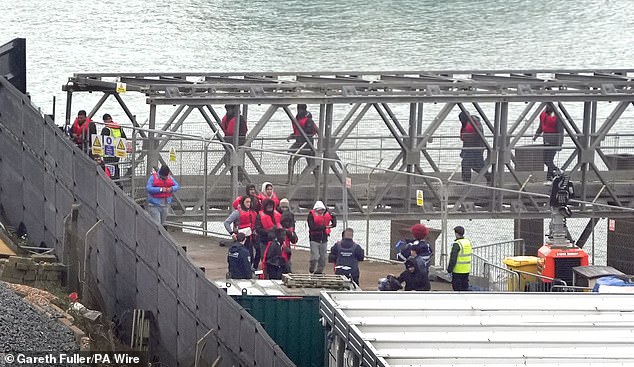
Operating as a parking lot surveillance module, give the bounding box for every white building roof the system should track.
[319,292,634,367]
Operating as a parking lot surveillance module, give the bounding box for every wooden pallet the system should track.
[282,273,352,290]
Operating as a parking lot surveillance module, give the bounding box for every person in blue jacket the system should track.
[146,165,180,225]
[227,233,252,279]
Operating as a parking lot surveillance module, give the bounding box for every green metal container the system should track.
[235,295,324,367]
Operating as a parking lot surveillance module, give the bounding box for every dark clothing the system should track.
[228,243,252,279]
[396,269,431,291]
[307,211,337,243]
[459,114,490,183]
[535,111,563,180]
[452,273,470,291]
[447,242,461,274]
[264,239,289,280]
[328,239,365,284]
[278,208,298,244]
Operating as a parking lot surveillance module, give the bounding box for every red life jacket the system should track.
[258,192,279,208]
[150,172,175,198]
[540,111,559,133]
[259,210,281,231]
[71,117,92,144]
[309,210,332,235]
[292,115,316,137]
[221,115,247,137]
[238,208,256,230]
[105,121,121,129]
[460,116,480,141]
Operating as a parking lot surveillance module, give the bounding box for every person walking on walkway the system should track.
[258,182,280,209]
[328,228,365,284]
[447,226,472,291]
[145,165,180,225]
[459,111,491,184]
[227,233,252,279]
[255,199,281,270]
[307,200,336,274]
[71,110,96,153]
[100,113,127,180]
[287,104,318,184]
[533,104,563,181]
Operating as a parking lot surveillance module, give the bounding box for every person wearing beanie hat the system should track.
[146,165,180,226]
[447,225,473,291]
[307,200,336,274]
[277,198,297,260]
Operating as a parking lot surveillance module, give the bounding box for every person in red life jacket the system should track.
[328,228,365,285]
[92,154,112,179]
[257,182,279,209]
[100,113,127,180]
[287,104,319,184]
[533,104,564,181]
[459,111,491,184]
[277,198,297,271]
[307,200,337,274]
[221,105,248,182]
[145,165,181,225]
[262,227,291,280]
[255,199,281,270]
[224,195,258,269]
[70,110,96,153]
[232,184,262,212]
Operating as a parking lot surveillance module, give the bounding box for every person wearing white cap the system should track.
[307,200,337,274]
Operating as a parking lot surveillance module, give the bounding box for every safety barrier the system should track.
[0,76,294,366]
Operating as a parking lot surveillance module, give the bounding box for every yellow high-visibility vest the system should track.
[453,238,472,274]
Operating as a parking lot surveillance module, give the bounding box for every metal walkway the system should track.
[63,69,634,224]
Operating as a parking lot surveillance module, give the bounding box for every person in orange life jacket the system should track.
[328,228,364,285]
[91,154,112,179]
[262,227,291,280]
[258,182,280,209]
[71,110,96,153]
[221,104,248,181]
[227,232,252,279]
[100,113,127,180]
[146,165,180,225]
[232,184,262,212]
[287,104,319,184]
[254,199,281,270]
[224,195,258,268]
[307,200,337,274]
[533,104,563,181]
[458,111,491,184]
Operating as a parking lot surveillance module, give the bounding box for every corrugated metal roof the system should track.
[320,292,634,367]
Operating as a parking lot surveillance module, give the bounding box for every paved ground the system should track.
[169,231,453,291]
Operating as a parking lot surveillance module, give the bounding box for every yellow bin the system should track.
[503,256,542,291]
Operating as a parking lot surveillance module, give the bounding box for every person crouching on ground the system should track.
[391,257,430,291]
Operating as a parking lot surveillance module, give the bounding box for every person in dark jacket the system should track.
[232,184,261,212]
[263,227,290,280]
[255,199,280,270]
[394,257,431,291]
[227,233,252,279]
[459,111,491,184]
[328,228,365,284]
[277,198,297,270]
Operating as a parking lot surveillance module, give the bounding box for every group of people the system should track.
[459,103,564,184]
[224,182,360,281]
[220,104,319,183]
[69,110,128,180]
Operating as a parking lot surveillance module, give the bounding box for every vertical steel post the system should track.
[496,102,508,209]
[581,101,592,203]
[203,140,209,233]
[64,89,72,128]
[406,103,417,212]
[131,127,137,199]
[232,105,240,198]
[341,162,349,228]
[147,103,157,175]
[321,104,333,202]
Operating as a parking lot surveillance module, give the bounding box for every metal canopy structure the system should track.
[320,291,634,367]
[63,69,634,223]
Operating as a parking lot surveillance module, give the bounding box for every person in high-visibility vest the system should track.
[447,225,472,291]
[100,113,127,180]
